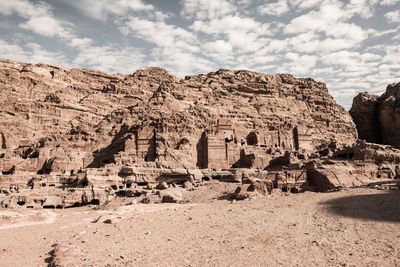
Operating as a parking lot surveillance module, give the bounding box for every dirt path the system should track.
[0,188,399,266]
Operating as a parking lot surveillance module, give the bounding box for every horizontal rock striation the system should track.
[0,59,366,207]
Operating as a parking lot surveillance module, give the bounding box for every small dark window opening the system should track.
[90,199,100,205]
[81,179,88,187]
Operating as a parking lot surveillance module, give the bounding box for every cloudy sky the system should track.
[0,0,399,109]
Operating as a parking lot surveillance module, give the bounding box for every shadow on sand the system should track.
[322,190,400,222]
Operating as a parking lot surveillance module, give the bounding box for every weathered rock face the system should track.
[0,60,359,207]
[350,82,400,148]
[349,92,380,143]
[307,140,400,192]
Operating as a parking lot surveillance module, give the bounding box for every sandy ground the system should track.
[0,186,400,267]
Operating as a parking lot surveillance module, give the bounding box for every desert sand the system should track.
[1,185,399,267]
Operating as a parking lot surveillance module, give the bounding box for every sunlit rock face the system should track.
[0,59,359,208]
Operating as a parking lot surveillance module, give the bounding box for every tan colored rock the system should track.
[0,59,362,207]
[183,181,193,189]
[349,92,380,143]
[247,180,273,194]
[160,188,183,203]
[47,243,83,267]
[350,82,400,147]
[156,181,168,190]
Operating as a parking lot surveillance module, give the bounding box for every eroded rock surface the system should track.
[350,82,400,147]
[1,59,396,208]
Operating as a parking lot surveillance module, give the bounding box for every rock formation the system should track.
[0,59,397,208]
[350,82,400,147]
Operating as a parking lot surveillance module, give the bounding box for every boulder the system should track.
[160,188,183,203]
[183,181,193,189]
[156,182,168,190]
[43,196,63,208]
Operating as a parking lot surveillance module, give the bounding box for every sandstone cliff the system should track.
[350,82,400,148]
[0,59,360,207]
[0,60,356,172]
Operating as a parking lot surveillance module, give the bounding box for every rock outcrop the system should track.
[308,140,400,191]
[350,82,400,147]
[0,59,383,208]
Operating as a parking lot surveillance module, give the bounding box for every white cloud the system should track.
[119,16,213,75]
[283,52,318,74]
[380,0,400,5]
[259,1,290,16]
[0,0,49,18]
[24,42,68,65]
[203,40,234,60]
[0,40,67,65]
[367,27,398,37]
[149,47,215,76]
[0,0,73,39]
[262,39,290,52]
[190,15,270,53]
[68,38,93,49]
[285,3,368,47]
[238,54,277,67]
[121,18,197,49]
[346,0,379,19]
[291,0,323,10]
[234,0,254,7]
[73,44,146,74]
[181,0,236,20]
[385,10,400,23]
[285,4,345,33]
[287,32,358,53]
[20,16,72,38]
[68,0,154,20]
